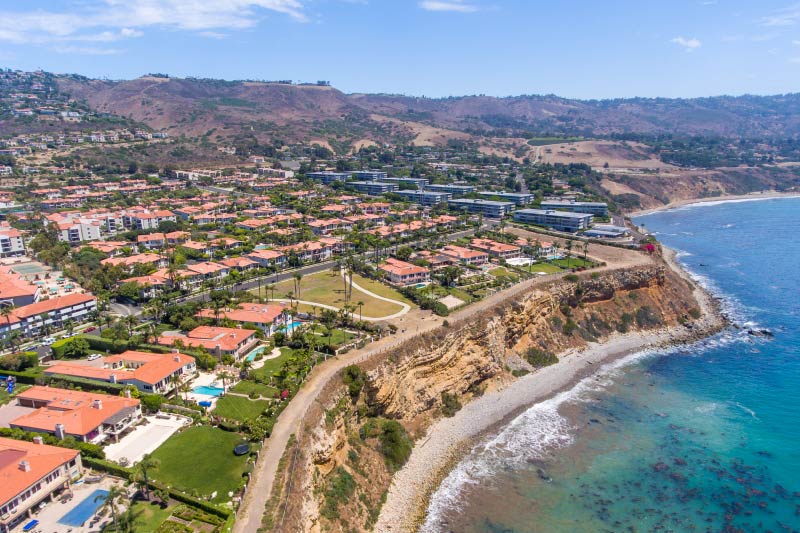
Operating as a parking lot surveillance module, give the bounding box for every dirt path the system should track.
[232,244,654,532]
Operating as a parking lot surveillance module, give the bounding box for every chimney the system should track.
[32,436,43,445]
[124,389,131,398]
[173,355,180,362]
[171,348,179,354]
[55,423,65,440]
[92,399,102,410]
[18,460,30,472]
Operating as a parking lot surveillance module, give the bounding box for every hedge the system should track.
[81,335,128,354]
[0,368,42,384]
[44,374,126,395]
[148,480,232,519]
[82,456,133,478]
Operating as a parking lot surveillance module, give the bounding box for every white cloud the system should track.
[761,4,800,26]
[671,36,702,51]
[419,1,479,13]
[0,0,307,48]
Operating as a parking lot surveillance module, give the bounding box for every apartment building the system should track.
[540,200,609,217]
[447,198,515,218]
[514,209,593,232]
[0,293,97,339]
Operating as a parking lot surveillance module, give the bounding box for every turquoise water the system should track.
[245,346,266,362]
[58,489,108,526]
[424,197,800,532]
[280,321,303,335]
[193,385,224,396]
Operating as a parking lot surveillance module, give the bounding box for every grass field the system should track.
[230,380,279,398]
[489,267,520,283]
[260,271,410,318]
[131,501,173,532]
[553,257,593,269]
[528,263,564,274]
[249,348,292,383]
[214,395,269,422]
[149,426,249,503]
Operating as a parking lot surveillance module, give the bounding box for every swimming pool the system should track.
[192,385,225,397]
[58,489,108,526]
[280,321,303,335]
[245,346,266,362]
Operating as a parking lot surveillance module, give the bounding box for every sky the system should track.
[1,1,800,99]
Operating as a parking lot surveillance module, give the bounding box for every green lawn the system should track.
[249,348,292,383]
[489,267,520,283]
[259,271,409,318]
[308,325,354,346]
[230,380,279,398]
[528,263,564,274]
[553,257,593,269]
[214,395,269,422]
[149,426,250,503]
[131,501,173,532]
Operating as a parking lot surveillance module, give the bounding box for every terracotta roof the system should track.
[45,350,194,386]
[158,326,256,352]
[10,293,95,322]
[0,436,79,507]
[379,258,429,276]
[197,303,285,325]
[11,386,139,437]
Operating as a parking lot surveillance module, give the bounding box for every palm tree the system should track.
[137,454,160,500]
[217,370,234,392]
[0,305,15,347]
[565,239,574,269]
[356,300,364,323]
[582,241,589,263]
[95,484,126,531]
[264,283,274,302]
[293,272,303,299]
[240,358,252,378]
[124,315,138,338]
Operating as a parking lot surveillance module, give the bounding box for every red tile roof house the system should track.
[10,387,142,444]
[101,253,168,271]
[218,256,258,272]
[119,270,172,299]
[246,249,286,269]
[183,262,229,284]
[137,232,166,250]
[158,326,258,361]
[439,245,489,266]
[196,303,288,336]
[278,241,334,263]
[469,238,522,259]
[0,293,97,340]
[0,436,82,533]
[44,351,196,395]
[378,258,430,287]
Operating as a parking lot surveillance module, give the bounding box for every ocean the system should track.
[422,197,800,532]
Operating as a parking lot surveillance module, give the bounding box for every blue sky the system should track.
[1,1,800,99]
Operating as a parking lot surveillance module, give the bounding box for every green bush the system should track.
[562,319,578,336]
[377,419,412,471]
[45,375,126,395]
[81,335,128,354]
[148,481,231,519]
[0,352,37,372]
[155,522,193,533]
[141,394,164,413]
[51,337,90,359]
[321,466,356,520]
[525,348,558,368]
[0,368,41,384]
[635,306,662,328]
[564,274,579,282]
[440,392,462,417]
[342,365,367,399]
[82,456,132,477]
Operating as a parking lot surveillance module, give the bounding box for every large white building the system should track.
[0,226,25,257]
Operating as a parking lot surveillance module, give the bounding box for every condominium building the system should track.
[0,226,25,258]
[447,198,515,218]
[351,170,388,181]
[0,293,97,339]
[540,200,609,217]
[477,191,534,205]
[348,181,398,195]
[424,183,477,196]
[514,209,593,232]
[306,171,350,185]
[395,190,452,206]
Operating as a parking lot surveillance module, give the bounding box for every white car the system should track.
[87,353,102,361]
[42,337,56,346]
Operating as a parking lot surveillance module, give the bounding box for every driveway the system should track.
[104,414,189,465]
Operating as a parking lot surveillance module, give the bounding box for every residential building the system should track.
[582,224,630,238]
[306,171,350,185]
[0,270,40,307]
[0,437,82,533]
[424,183,477,196]
[158,326,258,361]
[10,387,142,444]
[44,350,196,395]
[380,177,429,188]
[348,181,398,195]
[379,258,430,287]
[196,303,288,336]
[540,200,609,217]
[247,249,286,268]
[351,170,388,181]
[0,227,25,258]
[0,293,96,340]
[470,238,522,259]
[395,190,452,206]
[514,209,593,232]
[439,245,489,266]
[477,191,534,205]
[447,198,515,218]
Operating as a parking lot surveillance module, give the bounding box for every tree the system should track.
[565,239,574,268]
[0,305,15,348]
[355,300,364,323]
[293,272,303,299]
[137,454,160,500]
[395,245,413,262]
[95,484,126,531]
[217,370,234,391]
[582,241,589,262]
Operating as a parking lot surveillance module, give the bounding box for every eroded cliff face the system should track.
[284,264,699,532]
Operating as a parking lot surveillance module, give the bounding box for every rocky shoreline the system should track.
[374,249,726,532]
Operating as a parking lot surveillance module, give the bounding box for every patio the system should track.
[104,414,190,465]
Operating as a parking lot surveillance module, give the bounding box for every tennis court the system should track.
[11,263,46,275]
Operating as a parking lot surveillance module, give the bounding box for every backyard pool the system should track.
[58,489,108,526]
[245,346,266,362]
[192,385,225,397]
[280,321,303,335]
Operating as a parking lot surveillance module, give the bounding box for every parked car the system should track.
[87,353,102,361]
[84,326,97,333]
[42,337,56,346]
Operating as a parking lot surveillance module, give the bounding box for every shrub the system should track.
[342,365,367,399]
[562,319,578,336]
[51,337,90,359]
[440,392,462,417]
[564,274,579,283]
[525,348,558,368]
[81,335,128,354]
[635,306,662,328]
[377,419,412,471]
[321,467,355,520]
[0,352,37,372]
[141,394,164,413]
[82,456,132,478]
[688,307,702,319]
[616,313,633,333]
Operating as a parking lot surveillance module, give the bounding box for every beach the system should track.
[628,190,800,218]
[375,249,724,532]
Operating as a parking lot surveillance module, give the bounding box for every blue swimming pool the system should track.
[280,321,303,335]
[192,385,225,396]
[245,346,266,362]
[58,489,108,526]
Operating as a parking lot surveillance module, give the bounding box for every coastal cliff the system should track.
[273,261,705,532]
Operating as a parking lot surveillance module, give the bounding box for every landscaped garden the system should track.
[213,395,270,422]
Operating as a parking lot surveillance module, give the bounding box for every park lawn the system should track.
[529,263,563,274]
[131,501,173,532]
[351,274,415,306]
[309,326,354,346]
[263,271,405,318]
[553,257,593,269]
[249,349,293,382]
[213,395,269,422]
[230,380,279,398]
[149,426,249,503]
[489,267,519,283]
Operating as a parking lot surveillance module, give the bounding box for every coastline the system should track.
[375,250,724,533]
[628,190,800,218]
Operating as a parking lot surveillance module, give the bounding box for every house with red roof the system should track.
[196,303,288,336]
[379,258,430,287]
[158,326,258,361]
